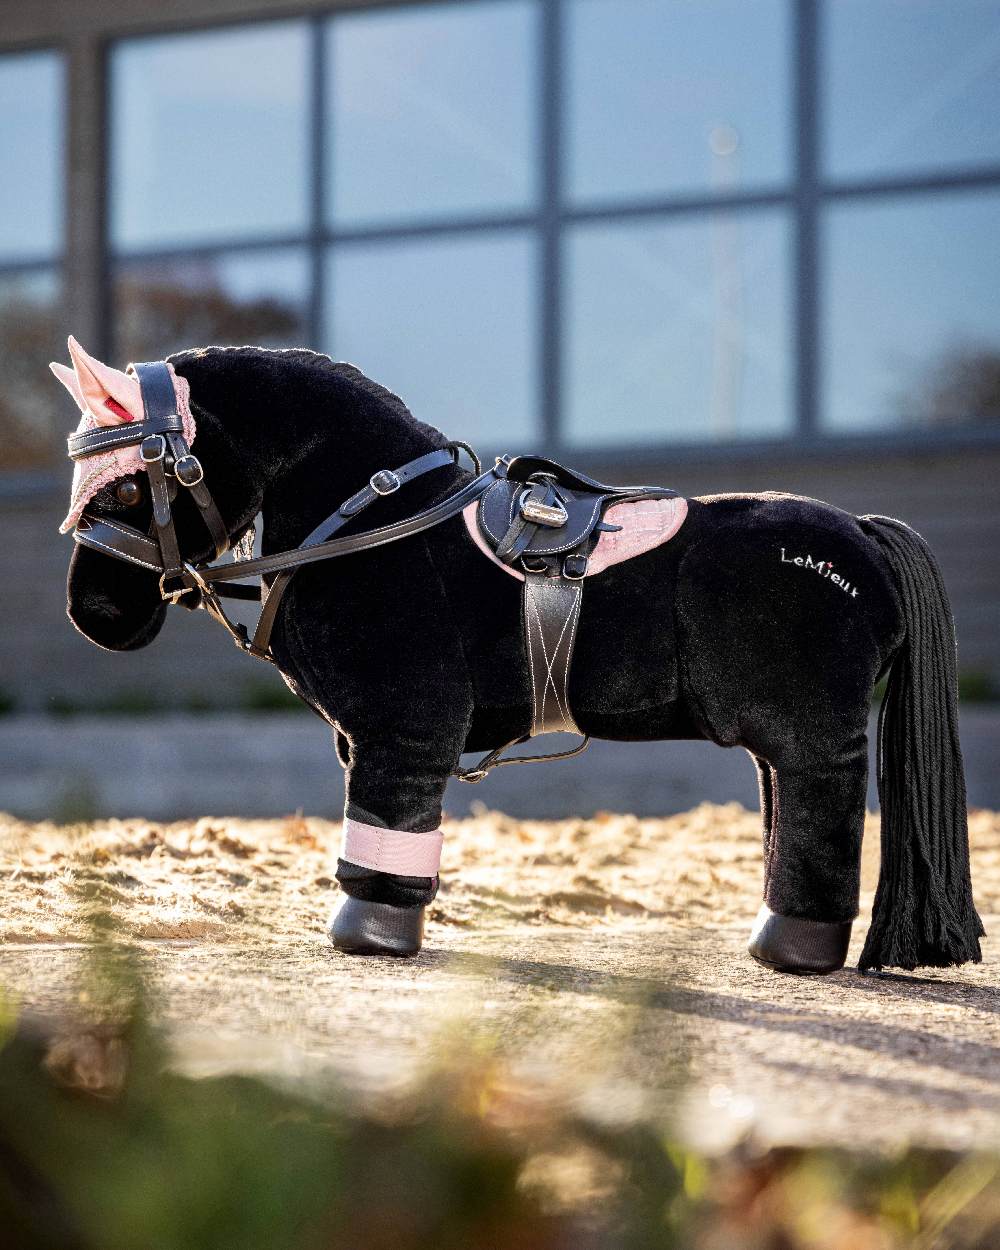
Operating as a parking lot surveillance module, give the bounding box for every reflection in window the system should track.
[826,0,1000,180]
[566,0,790,204]
[110,24,309,250]
[0,52,63,263]
[564,212,791,445]
[326,233,537,446]
[0,271,62,469]
[823,192,1000,431]
[112,249,311,363]
[327,1,537,226]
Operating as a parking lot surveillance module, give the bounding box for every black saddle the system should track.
[478,455,678,579]
[465,455,678,766]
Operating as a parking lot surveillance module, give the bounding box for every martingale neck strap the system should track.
[204,445,484,660]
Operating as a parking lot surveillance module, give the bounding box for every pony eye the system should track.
[116,480,142,507]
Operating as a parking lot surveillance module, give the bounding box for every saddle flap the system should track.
[477,478,613,560]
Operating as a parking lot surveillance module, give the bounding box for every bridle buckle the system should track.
[370,469,401,496]
[175,454,204,486]
[140,434,167,463]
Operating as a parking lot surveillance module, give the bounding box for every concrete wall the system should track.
[3,709,998,822]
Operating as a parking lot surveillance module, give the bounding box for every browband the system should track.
[67,412,185,460]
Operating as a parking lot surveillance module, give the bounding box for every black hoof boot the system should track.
[748,904,852,975]
[329,897,425,957]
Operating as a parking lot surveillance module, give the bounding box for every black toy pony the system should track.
[52,340,984,975]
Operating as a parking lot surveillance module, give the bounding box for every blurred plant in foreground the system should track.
[0,927,997,1250]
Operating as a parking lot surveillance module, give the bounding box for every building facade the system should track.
[1,0,998,711]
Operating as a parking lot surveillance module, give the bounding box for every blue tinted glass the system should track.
[565,212,792,445]
[326,233,537,445]
[823,192,1000,431]
[0,270,63,468]
[566,0,790,204]
[328,1,537,226]
[0,52,63,262]
[111,24,309,250]
[826,1,1000,178]
[113,248,311,362]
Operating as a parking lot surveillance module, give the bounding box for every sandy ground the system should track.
[1,802,999,1153]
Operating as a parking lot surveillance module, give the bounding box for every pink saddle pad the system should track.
[463,495,688,581]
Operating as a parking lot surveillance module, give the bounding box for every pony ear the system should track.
[49,360,88,413]
[64,335,144,426]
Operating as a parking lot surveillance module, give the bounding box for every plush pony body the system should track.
[57,346,984,975]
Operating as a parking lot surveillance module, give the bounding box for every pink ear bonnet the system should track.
[51,336,195,533]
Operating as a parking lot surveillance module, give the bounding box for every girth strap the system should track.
[524,573,582,735]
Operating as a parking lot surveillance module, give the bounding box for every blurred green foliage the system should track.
[0,935,998,1250]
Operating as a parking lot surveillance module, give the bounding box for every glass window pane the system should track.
[113,248,311,362]
[0,270,63,469]
[826,1,1000,179]
[0,52,63,262]
[111,24,309,251]
[328,2,537,226]
[566,0,790,204]
[326,233,537,446]
[565,212,792,445]
[822,191,1000,432]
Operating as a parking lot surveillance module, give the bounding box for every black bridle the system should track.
[68,360,493,663]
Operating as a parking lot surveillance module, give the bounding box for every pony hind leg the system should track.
[747,741,867,975]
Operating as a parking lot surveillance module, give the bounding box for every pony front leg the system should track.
[328,736,454,957]
[747,741,868,975]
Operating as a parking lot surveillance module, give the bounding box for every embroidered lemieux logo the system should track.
[780,548,859,598]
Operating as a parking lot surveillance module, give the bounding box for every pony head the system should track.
[51,338,196,651]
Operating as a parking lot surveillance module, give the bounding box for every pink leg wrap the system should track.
[341,817,444,876]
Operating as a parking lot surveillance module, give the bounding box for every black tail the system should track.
[858,515,984,972]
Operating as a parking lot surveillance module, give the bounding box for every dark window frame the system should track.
[0,44,66,481]
[89,0,1000,461]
